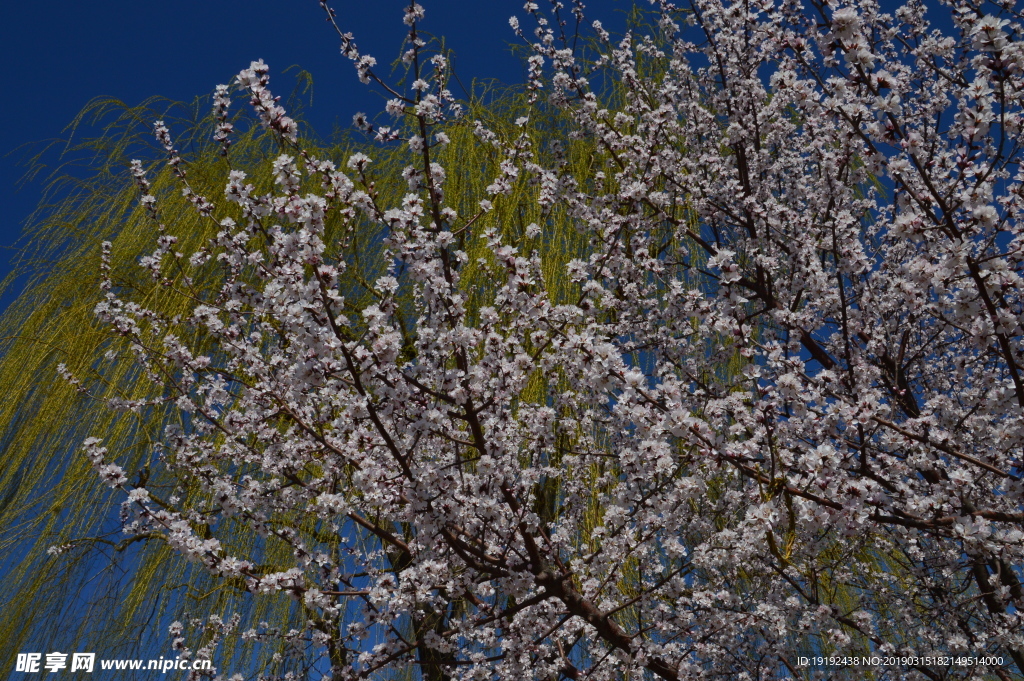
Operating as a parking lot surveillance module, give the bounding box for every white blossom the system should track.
[82,1,1024,678]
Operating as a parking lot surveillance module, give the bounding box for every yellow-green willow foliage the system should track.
[0,74,639,671]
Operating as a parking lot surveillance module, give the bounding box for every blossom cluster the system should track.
[75,0,1024,678]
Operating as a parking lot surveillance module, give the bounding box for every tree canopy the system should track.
[4,0,1024,680]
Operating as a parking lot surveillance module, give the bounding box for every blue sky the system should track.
[0,0,627,313]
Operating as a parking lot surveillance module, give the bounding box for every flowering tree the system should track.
[68,0,1024,678]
